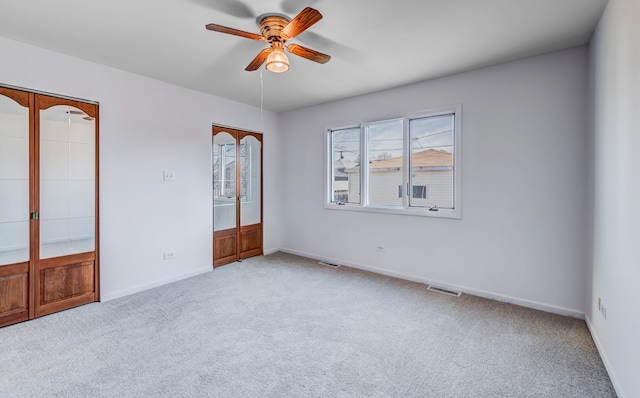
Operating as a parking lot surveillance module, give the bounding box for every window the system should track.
[366,119,404,207]
[325,105,461,218]
[329,127,360,204]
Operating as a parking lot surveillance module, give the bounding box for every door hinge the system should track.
[31,211,38,220]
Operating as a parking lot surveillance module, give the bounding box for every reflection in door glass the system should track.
[213,132,237,231]
[240,135,261,227]
[39,105,95,259]
[0,95,30,266]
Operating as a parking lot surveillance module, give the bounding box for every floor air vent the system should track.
[318,261,341,268]
[427,285,462,297]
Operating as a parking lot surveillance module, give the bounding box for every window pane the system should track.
[409,114,454,209]
[367,120,404,207]
[330,127,360,203]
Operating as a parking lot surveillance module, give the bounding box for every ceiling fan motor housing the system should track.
[257,14,291,42]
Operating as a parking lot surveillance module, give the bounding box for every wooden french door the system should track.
[0,86,99,328]
[212,126,263,267]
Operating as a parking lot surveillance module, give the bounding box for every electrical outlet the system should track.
[164,251,175,260]
[163,170,176,182]
[598,297,607,320]
[376,244,385,252]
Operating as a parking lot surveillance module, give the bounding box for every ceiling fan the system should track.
[206,7,331,73]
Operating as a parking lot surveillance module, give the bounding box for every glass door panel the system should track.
[39,105,95,259]
[240,135,261,227]
[0,94,30,266]
[213,132,237,232]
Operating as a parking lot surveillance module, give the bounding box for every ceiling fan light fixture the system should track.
[265,48,289,73]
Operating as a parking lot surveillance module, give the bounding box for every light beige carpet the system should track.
[0,252,616,397]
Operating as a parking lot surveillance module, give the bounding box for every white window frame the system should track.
[324,105,462,219]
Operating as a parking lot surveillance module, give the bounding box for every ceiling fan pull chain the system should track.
[260,68,264,121]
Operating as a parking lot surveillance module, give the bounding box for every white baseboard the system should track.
[101,247,279,302]
[585,316,625,398]
[100,266,212,302]
[278,247,584,319]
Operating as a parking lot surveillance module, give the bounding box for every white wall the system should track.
[278,47,589,316]
[0,36,281,301]
[588,0,640,396]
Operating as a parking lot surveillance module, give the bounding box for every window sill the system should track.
[324,202,461,219]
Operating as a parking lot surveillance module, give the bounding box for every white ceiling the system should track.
[0,0,607,112]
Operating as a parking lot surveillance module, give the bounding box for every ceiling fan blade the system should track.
[280,0,320,15]
[297,31,364,63]
[205,24,264,41]
[286,43,331,64]
[246,48,272,71]
[281,7,323,39]
[189,0,254,19]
